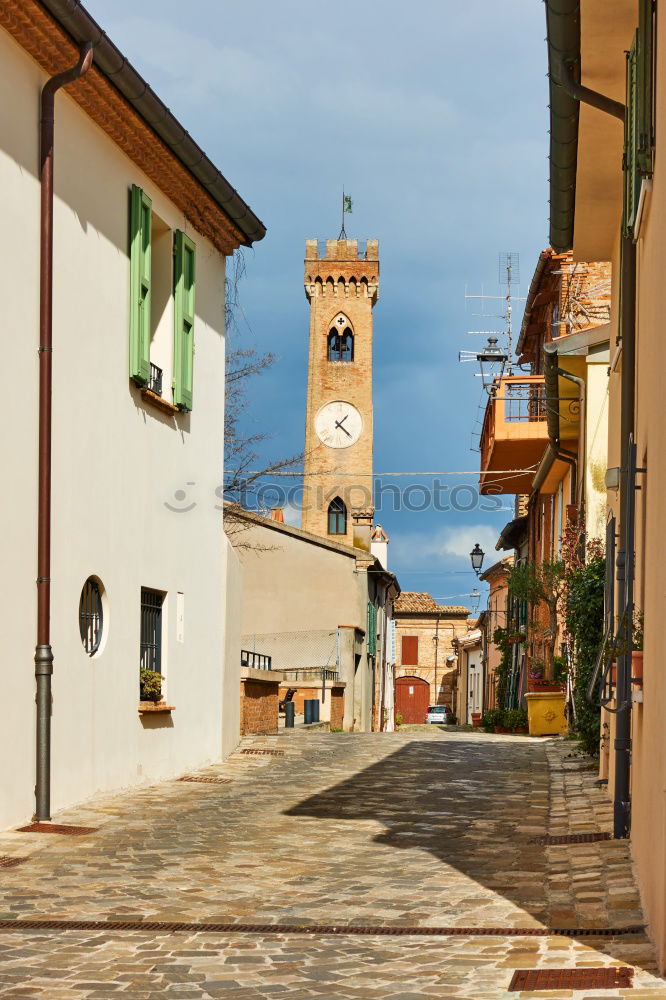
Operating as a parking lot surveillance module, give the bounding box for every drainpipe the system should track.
[35,42,94,822]
[614,235,637,840]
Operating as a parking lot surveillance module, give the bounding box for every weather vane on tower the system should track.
[339,189,353,239]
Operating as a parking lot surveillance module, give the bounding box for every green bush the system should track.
[503,708,528,731]
[482,708,504,732]
[140,668,163,703]
[565,555,605,755]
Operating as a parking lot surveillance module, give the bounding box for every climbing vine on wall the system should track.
[564,548,605,755]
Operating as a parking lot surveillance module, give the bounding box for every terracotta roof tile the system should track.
[394,592,470,616]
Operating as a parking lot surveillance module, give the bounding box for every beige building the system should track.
[544,0,666,971]
[394,593,471,710]
[454,629,484,725]
[0,1,263,828]
[229,508,399,732]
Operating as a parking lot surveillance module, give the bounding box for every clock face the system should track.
[315,400,363,449]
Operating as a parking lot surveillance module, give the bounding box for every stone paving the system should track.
[0,729,665,998]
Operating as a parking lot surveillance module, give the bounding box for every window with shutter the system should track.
[367,602,377,655]
[173,231,196,411]
[624,36,639,238]
[637,0,654,177]
[129,185,152,385]
[401,635,419,665]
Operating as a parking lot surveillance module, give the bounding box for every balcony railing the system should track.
[148,362,163,397]
[502,379,547,423]
[241,650,272,670]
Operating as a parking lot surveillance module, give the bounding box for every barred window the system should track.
[140,588,164,673]
[79,577,103,656]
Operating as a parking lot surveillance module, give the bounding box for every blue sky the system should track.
[87,0,549,610]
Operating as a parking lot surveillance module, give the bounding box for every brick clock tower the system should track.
[302,238,379,548]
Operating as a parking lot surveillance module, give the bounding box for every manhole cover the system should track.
[0,857,27,868]
[509,967,633,991]
[240,749,285,757]
[179,776,231,784]
[16,823,98,836]
[531,832,611,845]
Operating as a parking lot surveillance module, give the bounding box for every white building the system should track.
[0,0,264,828]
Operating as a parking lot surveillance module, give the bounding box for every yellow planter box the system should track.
[524,691,567,736]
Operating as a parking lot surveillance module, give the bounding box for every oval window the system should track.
[79,577,104,656]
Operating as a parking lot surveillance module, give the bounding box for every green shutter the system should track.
[624,35,640,238]
[367,602,377,656]
[129,185,151,385]
[637,0,654,177]
[173,230,196,411]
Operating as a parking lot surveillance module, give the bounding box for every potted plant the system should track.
[140,668,163,704]
[482,708,505,733]
[504,708,528,733]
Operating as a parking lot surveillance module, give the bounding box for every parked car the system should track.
[426,705,450,725]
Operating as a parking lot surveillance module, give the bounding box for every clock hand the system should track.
[334,417,352,437]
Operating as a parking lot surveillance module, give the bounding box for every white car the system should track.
[426,705,450,725]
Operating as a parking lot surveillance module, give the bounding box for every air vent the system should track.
[240,749,285,757]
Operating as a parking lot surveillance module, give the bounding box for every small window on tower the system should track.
[328,496,347,535]
[327,328,354,362]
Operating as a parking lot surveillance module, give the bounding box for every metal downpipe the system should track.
[613,235,637,840]
[35,42,93,822]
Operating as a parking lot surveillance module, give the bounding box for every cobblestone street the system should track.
[1,730,665,998]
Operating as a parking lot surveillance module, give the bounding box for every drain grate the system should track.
[509,967,633,991]
[531,832,612,845]
[240,749,285,757]
[16,823,98,836]
[0,920,645,938]
[0,857,27,869]
[179,776,232,785]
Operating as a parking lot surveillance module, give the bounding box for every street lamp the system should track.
[476,337,509,391]
[470,543,485,576]
[470,588,480,614]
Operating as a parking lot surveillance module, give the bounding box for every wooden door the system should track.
[395,675,429,725]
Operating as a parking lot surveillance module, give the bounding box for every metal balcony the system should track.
[479,376,549,495]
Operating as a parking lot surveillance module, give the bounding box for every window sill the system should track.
[140,387,179,416]
[138,701,175,714]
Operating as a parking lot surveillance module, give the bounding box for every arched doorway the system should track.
[395,675,430,725]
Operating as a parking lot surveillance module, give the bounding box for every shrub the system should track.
[503,708,528,731]
[565,555,605,755]
[482,708,504,732]
[140,668,163,703]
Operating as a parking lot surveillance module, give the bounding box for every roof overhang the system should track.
[546,0,635,259]
[2,0,266,251]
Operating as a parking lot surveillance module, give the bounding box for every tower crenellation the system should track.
[302,237,379,547]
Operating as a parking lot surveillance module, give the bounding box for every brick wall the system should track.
[330,686,344,730]
[394,613,471,706]
[240,678,279,736]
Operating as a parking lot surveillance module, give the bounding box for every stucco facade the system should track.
[228,509,398,733]
[0,15,258,828]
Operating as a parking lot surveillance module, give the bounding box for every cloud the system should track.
[391,523,501,568]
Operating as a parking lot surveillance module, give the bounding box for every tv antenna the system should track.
[458,252,525,390]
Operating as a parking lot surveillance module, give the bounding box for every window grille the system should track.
[328,497,347,535]
[140,588,163,673]
[79,578,103,655]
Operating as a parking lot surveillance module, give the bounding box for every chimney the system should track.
[271,508,285,523]
[371,524,389,568]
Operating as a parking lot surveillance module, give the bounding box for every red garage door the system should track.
[395,676,430,725]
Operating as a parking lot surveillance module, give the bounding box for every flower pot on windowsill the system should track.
[632,651,643,685]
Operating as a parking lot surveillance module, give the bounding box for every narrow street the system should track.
[0,730,665,998]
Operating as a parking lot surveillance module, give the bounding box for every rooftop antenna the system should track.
[458,251,524,390]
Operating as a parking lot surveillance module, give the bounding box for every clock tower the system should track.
[302,238,379,547]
